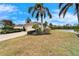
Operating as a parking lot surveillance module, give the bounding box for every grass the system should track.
[0,30,79,56]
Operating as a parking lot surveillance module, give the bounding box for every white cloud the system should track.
[0,4,18,13]
[0,4,23,22]
[0,4,19,20]
[43,9,78,25]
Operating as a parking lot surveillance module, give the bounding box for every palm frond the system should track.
[45,7,52,18]
[28,7,34,13]
[32,8,36,17]
[59,3,72,17]
[43,11,46,18]
[74,4,79,15]
[63,4,72,17]
[35,11,40,21]
[59,3,64,9]
[75,4,79,19]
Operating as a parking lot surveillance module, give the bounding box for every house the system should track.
[0,19,14,29]
[13,24,24,29]
[0,21,4,29]
[2,19,14,26]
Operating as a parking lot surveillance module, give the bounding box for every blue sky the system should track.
[0,3,78,25]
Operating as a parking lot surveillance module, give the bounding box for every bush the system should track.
[32,24,44,35]
[44,28,51,34]
[27,27,51,35]
[0,29,23,34]
[0,30,6,34]
[36,28,43,34]
[2,25,13,30]
[36,27,51,35]
[32,24,39,30]
[74,26,79,32]
[43,21,48,28]
[28,23,51,35]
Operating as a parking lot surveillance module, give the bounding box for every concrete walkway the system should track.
[58,29,79,34]
[0,31,27,41]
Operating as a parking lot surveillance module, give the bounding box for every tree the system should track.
[59,3,79,25]
[28,3,52,31]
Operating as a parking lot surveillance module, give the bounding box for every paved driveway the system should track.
[0,31,27,41]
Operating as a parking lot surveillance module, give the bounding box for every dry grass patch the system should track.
[0,30,79,56]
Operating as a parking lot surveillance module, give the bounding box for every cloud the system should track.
[0,4,18,13]
[0,4,27,24]
[0,4,19,20]
[43,9,78,25]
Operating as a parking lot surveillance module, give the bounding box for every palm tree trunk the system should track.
[77,14,79,26]
[77,4,79,26]
[37,18,39,25]
[41,16,44,31]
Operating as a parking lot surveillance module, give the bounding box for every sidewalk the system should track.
[0,31,27,41]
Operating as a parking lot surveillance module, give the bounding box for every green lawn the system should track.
[0,30,79,56]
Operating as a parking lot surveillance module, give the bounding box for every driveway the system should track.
[0,31,27,41]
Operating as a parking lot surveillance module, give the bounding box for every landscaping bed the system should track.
[0,29,24,34]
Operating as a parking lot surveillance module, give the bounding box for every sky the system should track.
[0,3,78,25]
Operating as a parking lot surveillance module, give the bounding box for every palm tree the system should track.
[28,3,52,31]
[59,3,79,25]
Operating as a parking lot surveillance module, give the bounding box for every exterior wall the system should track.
[13,26,23,29]
[24,22,41,32]
[25,25,35,31]
[0,24,4,29]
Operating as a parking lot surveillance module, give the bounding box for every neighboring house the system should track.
[2,19,14,26]
[13,24,24,29]
[0,21,4,29]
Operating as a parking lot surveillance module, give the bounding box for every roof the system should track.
[14,24,24,27]
[25,22,41,27]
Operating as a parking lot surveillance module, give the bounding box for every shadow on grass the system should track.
[27,30,51,36]
[27,33,51,36]
[76,34,79,37]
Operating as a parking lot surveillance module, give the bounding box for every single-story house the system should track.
[13,24,24,29]
[0,21,4,29]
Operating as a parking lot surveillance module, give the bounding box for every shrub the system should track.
[74,26,79,32]
[32,24,39,30]
[36,28,43,34]
[43,21,48,29]
[44,27,51,34]
[0,30,6,34]
[0,29,23,34]
[2,25,13,30]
